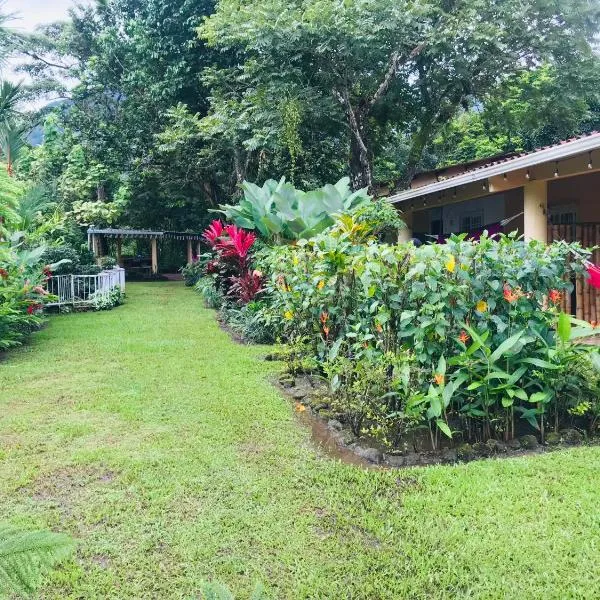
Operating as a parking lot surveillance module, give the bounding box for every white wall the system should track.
[429,194,505,234]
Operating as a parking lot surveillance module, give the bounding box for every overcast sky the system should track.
[4,0,75,33]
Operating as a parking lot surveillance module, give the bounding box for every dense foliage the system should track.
[195,204,600,449]
[1,0,597,229]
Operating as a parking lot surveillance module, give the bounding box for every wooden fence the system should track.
[548,223,600,321]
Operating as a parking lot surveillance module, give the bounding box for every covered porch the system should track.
[88,228,204,276]
[388,132,600,320]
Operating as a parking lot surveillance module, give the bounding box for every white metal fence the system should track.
[45,268,126,307]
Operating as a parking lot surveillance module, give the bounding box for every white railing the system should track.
[45,268,126,307]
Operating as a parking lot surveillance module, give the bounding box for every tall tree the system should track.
[201,0,600,191]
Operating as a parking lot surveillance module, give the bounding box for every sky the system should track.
[4,0,75,34]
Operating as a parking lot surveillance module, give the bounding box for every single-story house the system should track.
[387,131,600,321]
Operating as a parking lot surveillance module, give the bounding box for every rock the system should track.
[545,431,562,446]
[472,442,491,457]
[486,439,507,454]
[328,419,343,432]
[384,454,406,468]
[519,435,539,450]
[506,438,521,450]
[340,431,356,446]
[355,446,383,464]
[560,428,583,446]
[289,385,312,400]
[441,449,458,464]
[278,374,295,388]
[456,443,475,461]
[403,453,422,467]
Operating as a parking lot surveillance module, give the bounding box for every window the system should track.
[460,211,484,232]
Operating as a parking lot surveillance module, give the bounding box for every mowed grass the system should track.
[1,282,600,599]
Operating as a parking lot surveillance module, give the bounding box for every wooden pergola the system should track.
[88,228,204,274]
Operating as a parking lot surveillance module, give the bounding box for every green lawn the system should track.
[1,282,599,599]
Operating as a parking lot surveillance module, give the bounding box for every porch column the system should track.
[196,241,202,257]
[186,239,193,264]
[116,238,123,267]
[151,237,158,275]
[92,234,103,264]
[398,210,413,244]
[523,181,548,243]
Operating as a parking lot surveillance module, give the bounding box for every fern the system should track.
[0,524,75,597]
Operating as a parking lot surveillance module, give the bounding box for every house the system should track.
[388,132,600,321]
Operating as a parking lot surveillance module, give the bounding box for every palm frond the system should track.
[0,524,75,596]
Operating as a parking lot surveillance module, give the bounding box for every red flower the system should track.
[43,266,52,277]
[0,268,8,279]
[27,304,42,315]
[202,220,225,248]
[216,225,256,268]
[458,330,470,344]
[548,289,562,304]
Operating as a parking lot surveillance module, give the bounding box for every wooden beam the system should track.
[151,238,158,275]
[116,238,123,267]
[186,239,193,264]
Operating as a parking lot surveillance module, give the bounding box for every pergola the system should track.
[88,228,204,274]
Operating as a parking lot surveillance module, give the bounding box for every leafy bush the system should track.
[216,177,371,242]
[181,259,205,286]
[91,286,124,311]
[259,225,599,446]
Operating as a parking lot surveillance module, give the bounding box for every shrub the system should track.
[259,226,599,445]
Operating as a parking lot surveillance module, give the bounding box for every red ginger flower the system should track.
[202,220,225,248]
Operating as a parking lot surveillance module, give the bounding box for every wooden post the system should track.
[151,238,158,275]
[398,211,413,243]
[196,241,202,258]
[116,237,123,268]
[92,234,103,264]
[186,239,193,264]
[523,181,548,243]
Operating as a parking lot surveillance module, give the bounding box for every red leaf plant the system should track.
[202,220,225,248]
[216,225,256,268]
[228,270,264,304]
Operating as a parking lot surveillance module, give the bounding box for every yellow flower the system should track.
[445,254,456,273]
[292,255,299,266]
[434,373,445,386]
[476,300,488,313]
[284,310,294,320]
[317,280,325,290]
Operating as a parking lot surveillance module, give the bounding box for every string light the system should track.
[525,170,531,180]
[554,161,559,178]
[589,152,593,170]
[503,173,508,181]
[482,180,488,190]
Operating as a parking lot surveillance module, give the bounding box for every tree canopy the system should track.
[4,0,600,231]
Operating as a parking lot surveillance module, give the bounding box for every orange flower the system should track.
[503,285,519,303]
[458,330,470,344]
[434,373,445,386]
[320,311,329,325]
[548,289,562,304]
[323,325,330,339]
[294,402,306,413]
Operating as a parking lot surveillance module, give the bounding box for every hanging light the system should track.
[482,179,488,190]
[554,161,559,178]
[453,188,457,198]
[503,173,508,181]
[525,170,531,180]
[589,152,593,170]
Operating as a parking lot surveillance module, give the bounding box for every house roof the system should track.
[388,131,600,205]
[88,228,204,241]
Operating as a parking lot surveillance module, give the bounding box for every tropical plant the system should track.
[0,523,74,597]
[217,177,371,242]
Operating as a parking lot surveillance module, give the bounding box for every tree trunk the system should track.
[349,122,373,191]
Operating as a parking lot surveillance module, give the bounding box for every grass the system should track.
[1,282,600,599]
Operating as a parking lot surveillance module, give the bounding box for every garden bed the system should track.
[278,371,590,468]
